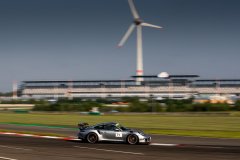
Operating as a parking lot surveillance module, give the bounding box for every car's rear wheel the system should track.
[87,133,98,143]
[127,134,138,145]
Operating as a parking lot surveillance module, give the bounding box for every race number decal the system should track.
[116,132,122,137]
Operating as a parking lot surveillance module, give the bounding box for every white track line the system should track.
[0,157,17,160]
[149,143,177,146]
[0,145,32,151]
[1,133,15,135]
[73,146,145,155]
[39,136,58,139]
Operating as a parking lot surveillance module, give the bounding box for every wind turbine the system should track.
[117,0,164,84]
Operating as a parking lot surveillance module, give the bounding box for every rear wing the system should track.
[78,123,89,130]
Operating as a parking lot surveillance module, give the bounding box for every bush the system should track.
[32,101,105,112]
[96,98,118,104]
[156,98,194,105]
[31,97,232,112]
[211,103,229,111]
[1,99,46,104]
[234,101,240,111]
[189,102,230,112]
[115,107,130,112]
[191,103,212,112]
[147,100,163,112]
[58,98,82,104]
[32,104,44,111]
[129,102,149,112]
[121,96,140,104]
[235,104,240,111]
[99,106,112,112]
[175,101,187,112]
[166,101,176,112]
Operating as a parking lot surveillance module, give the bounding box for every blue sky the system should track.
[0,0,240,92]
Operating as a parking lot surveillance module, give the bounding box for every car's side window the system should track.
[104,124,117,130]
[94,125,104,129]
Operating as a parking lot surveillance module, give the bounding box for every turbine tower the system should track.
[117,0,164,84]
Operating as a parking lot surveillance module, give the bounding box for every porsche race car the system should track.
[77,122,151,145]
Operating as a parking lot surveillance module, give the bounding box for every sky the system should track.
[0,0,240,92]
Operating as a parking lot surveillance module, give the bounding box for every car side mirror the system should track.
[115,128,120,131]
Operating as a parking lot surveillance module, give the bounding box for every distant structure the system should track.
[18,1,240,101]
[20,73,240,100]
[117,0,164,84]
[13,79,18,99]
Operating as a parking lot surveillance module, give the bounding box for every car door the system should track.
[102,124,124,141]
[94,125,105,137]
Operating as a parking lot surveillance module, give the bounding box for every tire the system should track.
[87,133,98,143]
[127,134,138,145]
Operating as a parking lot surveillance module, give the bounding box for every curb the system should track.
[0,132,80,140]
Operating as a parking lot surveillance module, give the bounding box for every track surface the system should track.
[1,134,240,160]
[1,123,240,146]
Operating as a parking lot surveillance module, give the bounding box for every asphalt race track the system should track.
[1,123,240,146]
[1,134,240,160]
[1,124,240,160]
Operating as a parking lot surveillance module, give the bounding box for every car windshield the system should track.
[116,124,128,130]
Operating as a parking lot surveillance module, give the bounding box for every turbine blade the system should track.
[128,0,139,19]
[117,24,136,49]
[141,22,164,29]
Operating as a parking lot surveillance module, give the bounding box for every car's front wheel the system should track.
[87,133,98,143]
[127,134,138,145]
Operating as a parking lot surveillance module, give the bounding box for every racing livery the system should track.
[77,122,151,145]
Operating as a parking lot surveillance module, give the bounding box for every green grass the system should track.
[0,113,240,139]
[0,129,69,137]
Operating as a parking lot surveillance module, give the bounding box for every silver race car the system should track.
[77,122,151,145]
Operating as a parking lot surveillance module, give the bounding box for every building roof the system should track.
[131,75,158,78]
[196,79,240,82]
[131,74,199,78]
[169,74,199,78]
[22,80,135,83]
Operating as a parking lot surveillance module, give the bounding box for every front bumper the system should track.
[139,136,151,144]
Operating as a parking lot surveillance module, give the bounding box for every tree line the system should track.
[1,96,239,112]
[30,97,240,112]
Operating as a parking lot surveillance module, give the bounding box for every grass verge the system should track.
[1,113,240,139]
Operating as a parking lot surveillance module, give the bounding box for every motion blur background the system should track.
[1,0,240,92]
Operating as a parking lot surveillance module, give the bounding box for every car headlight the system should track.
[138,132,145,136]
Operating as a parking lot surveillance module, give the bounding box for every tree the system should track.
[234,100,240,111]
[121,96,140,104]
[155,103,163,112]
[166,100,176,112]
